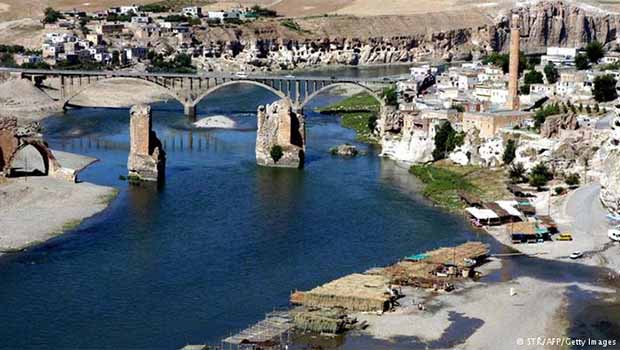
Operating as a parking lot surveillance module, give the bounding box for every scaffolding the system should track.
[222,310,293,350]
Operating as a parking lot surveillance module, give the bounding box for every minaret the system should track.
[507,13,520,110]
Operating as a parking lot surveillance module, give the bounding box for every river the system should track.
[4,64,585,349]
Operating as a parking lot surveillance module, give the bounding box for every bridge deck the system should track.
[0,67,400,83]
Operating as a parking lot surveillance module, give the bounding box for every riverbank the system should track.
[0,149,117,256]
[409,161,511,212]
[316,91,381,143]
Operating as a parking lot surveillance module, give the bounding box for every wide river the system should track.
[0,66,500,349]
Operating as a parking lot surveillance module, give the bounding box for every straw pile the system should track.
[292,308,347,334]
[291,274,390,312]
[383,242,489,286]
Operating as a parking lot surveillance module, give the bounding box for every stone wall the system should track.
[127,104,166,182]
[255,99,305,168]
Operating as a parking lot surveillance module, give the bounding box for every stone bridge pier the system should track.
[256,99,305,169]
[127,104,166,182]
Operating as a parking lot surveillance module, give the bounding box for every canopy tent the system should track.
[466,207,501,225]
[495,200,523,218]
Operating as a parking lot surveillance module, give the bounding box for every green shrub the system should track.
[270,145,284,162]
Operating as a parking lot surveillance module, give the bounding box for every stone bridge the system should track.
[0,67,396,119]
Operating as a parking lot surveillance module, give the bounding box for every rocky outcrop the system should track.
[540,113,579,138]
[256,99,305,168]
[330,144,359,157]
[127,104,166,182]
[379,110,437,164]
[449,129,504,167]
[195,1,620,71]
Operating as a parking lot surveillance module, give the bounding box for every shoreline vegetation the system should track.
[409,161,511,212]
[316,92,380,143]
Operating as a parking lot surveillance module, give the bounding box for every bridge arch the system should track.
[190,80,287,108]
[4,140,60,176]
[300,82,385,110]
[62,77,186,107]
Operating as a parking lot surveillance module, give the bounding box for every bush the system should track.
[280,19,304,31]
[270,145,283,162]
[508,162,526,184]
[43,7,63,24]
[250,5,277,17]
[554,186,566,196]
[565,173,580,187]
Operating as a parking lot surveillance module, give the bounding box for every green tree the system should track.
[503,139,517,164]
[432,122,459,161]
[586,104,592,113]
[544,62,559,83]
[482,52,526,74]
[575,53,589,70]
[594,103,600,113]
[524,70,544,85]
[42,7,63,24]
[593,74,618,102]
[586,41,605,64]
[382,86,398,106]
[508,162,526,184]
[529,162,553,190]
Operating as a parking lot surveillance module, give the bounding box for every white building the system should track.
[541,47,577,67]
[474,84,509,105]
[119,5,139,14]
[182,6,202,17]
[457,72,478,91]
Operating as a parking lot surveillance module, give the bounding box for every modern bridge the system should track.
[0,67,400,118]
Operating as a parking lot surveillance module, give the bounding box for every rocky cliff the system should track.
[197,1,620,71]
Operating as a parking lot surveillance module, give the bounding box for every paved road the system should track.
[561,183,610,250]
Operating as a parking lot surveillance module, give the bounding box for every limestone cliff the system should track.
[255,99,305,168]
[196,1,620,71]
[378,109,436,164]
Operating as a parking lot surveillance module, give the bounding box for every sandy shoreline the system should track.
[0,148,117,257]
[338,163,620,349]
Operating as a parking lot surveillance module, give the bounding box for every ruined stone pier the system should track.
[255,99,305,168]
[127,104,166,182]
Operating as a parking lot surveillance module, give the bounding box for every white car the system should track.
[234,72,248,78]
[609,228,620,242]
[569,251,583,259]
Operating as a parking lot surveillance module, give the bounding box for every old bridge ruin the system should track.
[1,67,391,119]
